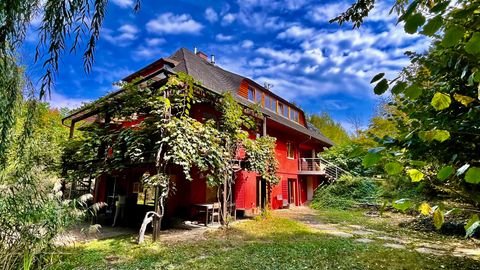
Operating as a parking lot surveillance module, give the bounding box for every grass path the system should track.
[49,208,480,269]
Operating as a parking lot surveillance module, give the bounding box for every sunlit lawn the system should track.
[51,215,479,270]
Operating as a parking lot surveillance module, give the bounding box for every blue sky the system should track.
[23,0,431,132]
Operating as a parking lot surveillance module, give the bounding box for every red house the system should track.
[63,48,335,226]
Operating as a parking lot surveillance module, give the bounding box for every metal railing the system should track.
[298,157,350,181]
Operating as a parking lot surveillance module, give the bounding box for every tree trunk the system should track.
[152,186,162,242]
[138,211,160,244]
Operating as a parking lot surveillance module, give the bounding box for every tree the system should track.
[335,0,480,234]
[309,112,351,145]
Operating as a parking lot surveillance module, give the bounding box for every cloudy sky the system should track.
[22,0,431,131]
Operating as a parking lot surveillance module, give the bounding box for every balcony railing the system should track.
[298,157,350,180]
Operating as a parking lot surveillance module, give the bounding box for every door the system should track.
[287,179,296,206]
[307,177,314,201]
[256,177,266,209]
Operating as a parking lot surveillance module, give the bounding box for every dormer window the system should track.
[255,90,263,103]
[248,86,255,101]
[290,109,299,122]
[282,105,289,118]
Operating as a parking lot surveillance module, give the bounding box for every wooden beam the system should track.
[69,120,76,139]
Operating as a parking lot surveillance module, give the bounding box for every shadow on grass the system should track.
[50,217,480,270]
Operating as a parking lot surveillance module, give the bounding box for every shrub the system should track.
[310,175,381,210]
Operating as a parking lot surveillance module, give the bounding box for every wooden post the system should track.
[222,173,227,224]
[69,120,76,139]
[262,116,267,136]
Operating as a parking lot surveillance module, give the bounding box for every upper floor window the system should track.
[265,95,276,111]
[277,102,284,115]
[287,142,294,159]
[282,105,289,118]
[248,86,255,101]
[255,90,263,103]
[290,110,299,122]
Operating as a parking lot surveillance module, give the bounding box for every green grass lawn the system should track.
[50,214,479,270]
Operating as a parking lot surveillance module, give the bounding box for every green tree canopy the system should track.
[308,112,351,145]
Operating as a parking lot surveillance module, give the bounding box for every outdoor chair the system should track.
[212,202,221,224]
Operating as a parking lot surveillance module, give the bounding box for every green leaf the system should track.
[442,25,465,47]
[384,162,403,175]
[374,79,389,95]
[465,221,480,238]
[418,202,432,216]
[430,1,449,13]
[407,169,424,182]
[392,198,413,212]
[465,167,480,184]
[465,32,480,55]
[404,84,423,99]
[431,92,451,110]
[418,130,450,142]
[437,166,454,181]
[370,73,385,83]
[404,13,426,34]
[433,208,444,230]
[453,93,475,106]
[362,152,381,168]
[391,81,407,94]
[421,16,443,36]
[465,214,479,231]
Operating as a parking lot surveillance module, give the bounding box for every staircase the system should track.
[298,157,351,182]
[70,176,95,198]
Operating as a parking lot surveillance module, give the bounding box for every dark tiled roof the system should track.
[169,48,243,95]
[168,48,333,146]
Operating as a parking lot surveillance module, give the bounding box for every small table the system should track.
[193,203,214,226]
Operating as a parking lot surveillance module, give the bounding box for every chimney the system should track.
[196,50,208,61]
[194,47,198,54]
[210,54,215,64]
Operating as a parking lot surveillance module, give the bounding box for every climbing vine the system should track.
[65,73,279,239]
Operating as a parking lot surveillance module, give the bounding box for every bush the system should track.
[310,175,381,210]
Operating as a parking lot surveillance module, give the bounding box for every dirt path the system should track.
[274,206,480,260]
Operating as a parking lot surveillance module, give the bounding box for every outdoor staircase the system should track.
[70,176,95,198]
[298,157,351,182]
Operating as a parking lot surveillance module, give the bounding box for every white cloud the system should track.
[256,47,302,63]
[277,25,315,40]
[133,46,163,59]
[147,13,203,34]
[241,40,254,49]
[111,0,134,8]
[103,23,139,45]
[205,7,218,23]
[48,91,91,109]
[307,3,349,23]
[222,13,236,25]
[216,34,233,41]
[145,37,165,46]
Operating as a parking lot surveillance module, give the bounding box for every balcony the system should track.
[298,158,326,175]
[298,158,347,180]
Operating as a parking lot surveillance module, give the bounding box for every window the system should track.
[265,95,276,111]
[277,103,284,115]
[290,109,299,122]
[255,89,263,104]
[282,105,289,118]
[248,86,255,101]
[287,142,294,159]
